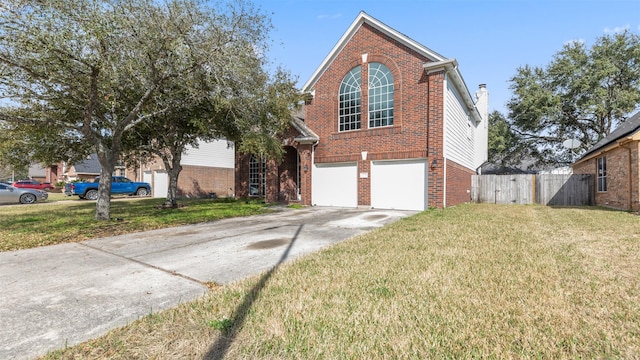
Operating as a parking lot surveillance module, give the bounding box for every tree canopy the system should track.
[507,30,640,166]
[0,0,293,219]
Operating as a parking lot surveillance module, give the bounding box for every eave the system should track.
[424,59,482,124]
[302,11,446,93]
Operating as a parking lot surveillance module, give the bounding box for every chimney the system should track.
[473,83,489,166]
[475,84,489,121]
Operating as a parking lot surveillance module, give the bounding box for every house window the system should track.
[249,155,266,197]
[339,66,361,131]
[597,156,607,192]
[368,62,394,128]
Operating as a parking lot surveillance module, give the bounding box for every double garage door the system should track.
[312,160,427,211]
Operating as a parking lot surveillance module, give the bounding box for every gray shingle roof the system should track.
[577,111,640,161]
[73,153,101,175]
[291,116,319,144]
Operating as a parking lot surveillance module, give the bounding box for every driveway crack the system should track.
[77,242,210,289]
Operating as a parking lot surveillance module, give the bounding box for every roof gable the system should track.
[302,11,445,92]
[301,11,482,123]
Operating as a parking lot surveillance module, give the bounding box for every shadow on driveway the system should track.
[204,224,304,359]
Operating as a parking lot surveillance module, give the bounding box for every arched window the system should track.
[338,66,361,131]
[368,62,394,128]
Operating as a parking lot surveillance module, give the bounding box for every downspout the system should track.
[311,140,319,205]
[619,139,634,211]
[443,156,447,208]
[425,67,431,209]
[627,143,633,211]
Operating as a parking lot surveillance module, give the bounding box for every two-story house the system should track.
[235,11,488,211]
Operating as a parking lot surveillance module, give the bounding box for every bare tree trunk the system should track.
[95,150,115,220]
[162,151,183,208]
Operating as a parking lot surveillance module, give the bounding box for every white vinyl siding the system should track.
[443,77,476,169]
[312,163,357,207]
[182,139,235,168]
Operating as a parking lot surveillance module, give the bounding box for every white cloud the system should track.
[317,13,342,20]
[604,25,630,34]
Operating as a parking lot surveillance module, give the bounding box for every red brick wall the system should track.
[308,24,433,164]
[573,141,640,211]
[427,71,445,208]
[177,165,234,198]
[446,159,473,206]
[235,154,251,198]
[235,142,313,205]
[305,23,452,208]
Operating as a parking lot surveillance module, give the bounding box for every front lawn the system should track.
[0,197,271,252]
[43,204,640,359]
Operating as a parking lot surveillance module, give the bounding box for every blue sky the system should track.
[254,0,640,115]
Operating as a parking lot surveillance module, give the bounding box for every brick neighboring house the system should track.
[236,11,488,210]
[142,139,235,198]
[572,111,640,211]
[63,153,102,181]
[57,139,235,198]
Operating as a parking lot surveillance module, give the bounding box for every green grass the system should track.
[41,204,640,359]
[0,197,272,251]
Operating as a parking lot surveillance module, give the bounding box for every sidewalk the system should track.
[0,206,415,359]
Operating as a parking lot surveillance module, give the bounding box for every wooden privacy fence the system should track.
[471,174,594,206]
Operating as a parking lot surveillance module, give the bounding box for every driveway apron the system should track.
[0,206,415,359]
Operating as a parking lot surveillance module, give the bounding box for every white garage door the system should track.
[371,160,427,211]
[312,162,357,207]
[152,170,168,198]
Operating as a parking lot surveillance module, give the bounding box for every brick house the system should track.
[236,11,488,210]
[56,139,235,198]
[572,111,640,211]
[141,139,235,198]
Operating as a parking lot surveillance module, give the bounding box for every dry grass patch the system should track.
[0,198,271,251]
[43,204,640,359]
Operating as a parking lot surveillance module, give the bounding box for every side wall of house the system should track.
[177,165,234,198]
[446,159,474,206]
[178,140,235,198]
[573,142,640,211]
[444,78,475,170]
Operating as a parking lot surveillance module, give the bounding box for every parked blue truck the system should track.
[65,176,152,200]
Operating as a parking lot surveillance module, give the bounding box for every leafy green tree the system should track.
[123,67,300,208]
[508,30,640,165]
[0,0,279,219]
[488,111,519,166]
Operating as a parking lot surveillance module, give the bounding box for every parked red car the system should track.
[12,179,55,191]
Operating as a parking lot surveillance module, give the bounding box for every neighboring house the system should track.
[56,139,235,198]
[572,111,640,211]
[63,153,102,181]
[236,11,488,210]
[143,139,235,198]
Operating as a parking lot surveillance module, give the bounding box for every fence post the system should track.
[532,174,536,204]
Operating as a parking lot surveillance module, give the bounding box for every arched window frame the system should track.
[368,62,394,128]
[338,66,362,132]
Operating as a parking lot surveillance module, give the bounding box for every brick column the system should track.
[427,70,445,208]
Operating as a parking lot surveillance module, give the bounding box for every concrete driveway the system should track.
[0,206,416,359]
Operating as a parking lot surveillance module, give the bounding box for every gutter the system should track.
[423,59,482,124]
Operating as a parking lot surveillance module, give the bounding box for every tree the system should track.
[0,0,277,220]
[123,67,300,208]
[507,30,640,165]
